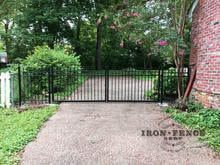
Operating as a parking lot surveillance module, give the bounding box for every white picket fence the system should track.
[0,72,12,108]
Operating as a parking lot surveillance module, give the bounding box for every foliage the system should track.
[0,0,19,60]
[21,45,81,94]
[0,39,4,52]
[164,103,220,154]
[10,0,96,63]
[1,0,192,71]
[144,76,159,100]
[105,0,192,63]
[0,105,58,164]
[105,0,193,96]
[14,0,78,49]
[22,45,81,71]
[144,68,188,100]
[185,101,204,112]
[162,68,178,97]
[53,75,88,100]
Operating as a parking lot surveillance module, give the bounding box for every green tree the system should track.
[91,0,124,69]
[0,0,19,59]
[107,0,193,97]
[12,0,96,63]
[15,0,76,48]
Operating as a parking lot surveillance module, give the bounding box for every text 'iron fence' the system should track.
[15,67,189,105]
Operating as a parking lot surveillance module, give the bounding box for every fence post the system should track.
[18,65,22,106]
[105,69,109,102]
[51,67,54,103]
[158,69,161,102]
[0,72,11,108]
[10,73,14,106]
[48,67,51,104]
[160,68,164,104]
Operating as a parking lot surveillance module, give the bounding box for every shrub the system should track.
[23,45,81,71]
[144,67,188,101]
[21,45,81,97]
[144,76,159,100]
[185,101,204,112]
[163,67,177,97]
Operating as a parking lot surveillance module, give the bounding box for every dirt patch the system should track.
[17,104,49,112]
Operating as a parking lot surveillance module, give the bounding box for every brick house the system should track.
[189,0,220,109]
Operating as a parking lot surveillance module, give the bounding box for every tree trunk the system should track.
[173,45,185,98]
[177,65,184,98]
[170,0,190,99]
[4,21,10,59]
[95,23,102,70]
[75,16,81,55]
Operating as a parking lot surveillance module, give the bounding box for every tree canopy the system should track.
[0,0,194,73]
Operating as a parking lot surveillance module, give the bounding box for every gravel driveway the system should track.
[63,76,154,101]
[21,103,219,165]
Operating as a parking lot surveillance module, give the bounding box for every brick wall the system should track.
[190,0,220,109]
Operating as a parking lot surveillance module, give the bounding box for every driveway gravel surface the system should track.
[61,76,154,101]
[21,103,220,165]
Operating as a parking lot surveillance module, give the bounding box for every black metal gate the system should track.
[17,67,189,105]
[50,69,160,102]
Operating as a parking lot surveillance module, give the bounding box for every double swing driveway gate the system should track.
[52,69,159,102]
[17,68,189,105]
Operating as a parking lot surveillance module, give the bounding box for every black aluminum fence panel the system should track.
[161,69,189,102]
[21,70,50,104]
[16,67,189,105]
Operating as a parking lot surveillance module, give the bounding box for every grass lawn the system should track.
[164,105,220,155]
[0,105,58,164]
